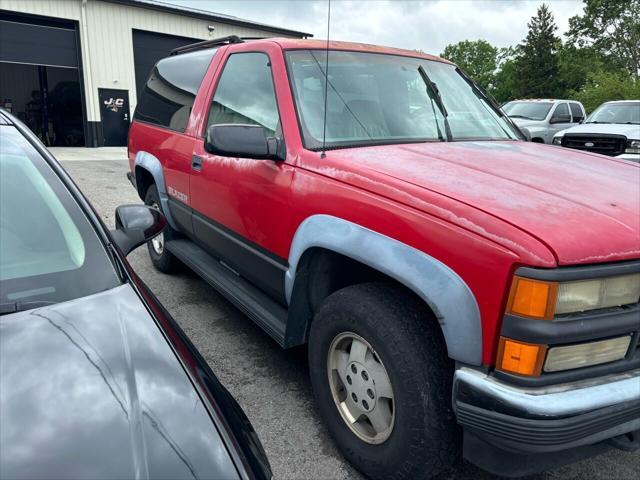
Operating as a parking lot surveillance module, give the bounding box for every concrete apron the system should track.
[49,147,128,161]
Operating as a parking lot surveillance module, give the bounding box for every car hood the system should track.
[510,118,545,129]
[0,284,238,480]
[322,141,640,266]
[556,123,640,139]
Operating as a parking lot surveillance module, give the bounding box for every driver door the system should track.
[190,49,293,303]
[547,102,573,142]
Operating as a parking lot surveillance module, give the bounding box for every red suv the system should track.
[128,36,640,479]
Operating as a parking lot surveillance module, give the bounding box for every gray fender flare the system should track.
[285,215,482,365]
[133,151,177,229]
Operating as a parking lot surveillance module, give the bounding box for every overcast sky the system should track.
[169,0,584,54]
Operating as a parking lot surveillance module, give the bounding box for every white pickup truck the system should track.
[553,100,640,162]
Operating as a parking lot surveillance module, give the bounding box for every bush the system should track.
[571,70,640,113]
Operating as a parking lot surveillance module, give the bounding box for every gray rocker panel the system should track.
[285,214,483,365]
[133,151,177,229]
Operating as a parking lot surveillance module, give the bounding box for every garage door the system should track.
[132,30,201,100]
[0,19,78,68]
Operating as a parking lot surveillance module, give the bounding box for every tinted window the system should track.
[569,102,583,122]
[551,103,570,120]
[207,53,279,135]
[134,49,214,132]
[0,126,119,307]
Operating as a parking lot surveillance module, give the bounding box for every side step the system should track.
[166,239,287,346]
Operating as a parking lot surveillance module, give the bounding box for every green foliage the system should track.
[512,4,562,98]
[567,0,640,78]
[569,70,640,112]
[438,1,638,106]
[440,40,498,91]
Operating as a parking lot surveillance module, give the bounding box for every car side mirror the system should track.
[111,205,166,255]
[550,114,571,124]
[205,124,285,161]
[519,126,532,142]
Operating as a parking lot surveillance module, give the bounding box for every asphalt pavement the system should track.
[60,158,639,480]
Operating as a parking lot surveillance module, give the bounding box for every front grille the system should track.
[562,133,627,156]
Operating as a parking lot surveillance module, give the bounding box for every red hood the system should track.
[311,141,640,266]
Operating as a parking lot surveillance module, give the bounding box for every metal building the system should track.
[0,0,309,147]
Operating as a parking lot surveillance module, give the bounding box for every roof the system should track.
[271,38,452,64]
[508,99,576,103]
[104,0,312,38]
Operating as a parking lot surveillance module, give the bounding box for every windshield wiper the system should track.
[0,301,55,315]
[418,66,452,141]
[509,114,534,120]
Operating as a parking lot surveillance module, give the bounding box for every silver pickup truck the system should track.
[503,99,586,144]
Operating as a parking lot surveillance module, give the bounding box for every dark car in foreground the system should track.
[0,109,271,480]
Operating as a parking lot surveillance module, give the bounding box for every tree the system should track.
[557,44,604,95]
[492,48,519,103]
[567,0,640,78]
[441,40,498,91]
[512,3,562,98]
[570,70,640,112]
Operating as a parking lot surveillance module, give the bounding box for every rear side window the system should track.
[207,52,280,136]
[134,48,215,132]
[569,103,584,122]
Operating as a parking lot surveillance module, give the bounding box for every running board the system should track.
[166,239,287,346]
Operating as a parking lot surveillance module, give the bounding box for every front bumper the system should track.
[454,367,640,476]
[616,153,640,162]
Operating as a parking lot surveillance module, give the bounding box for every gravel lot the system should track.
[61,158,639,480]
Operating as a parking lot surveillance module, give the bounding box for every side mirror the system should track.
[111,205,166,256]
[550,114,571,124]
[205,124,285,161]
[519,126,532,142]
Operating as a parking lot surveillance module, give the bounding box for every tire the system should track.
[308,282,459,480]
[144,184,180,273]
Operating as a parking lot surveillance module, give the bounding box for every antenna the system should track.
[320,0,331,158]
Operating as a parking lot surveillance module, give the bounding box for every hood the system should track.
[510,118,545,129]
[0,284,237,480]
[321,141,640,266]
[556,123,640,139]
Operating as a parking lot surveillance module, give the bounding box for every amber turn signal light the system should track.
[496,337,547,376]
[507,276,558,320]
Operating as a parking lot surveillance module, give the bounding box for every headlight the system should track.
[625,139,640,154]
[552,136,562,145]
[507,273,640,319]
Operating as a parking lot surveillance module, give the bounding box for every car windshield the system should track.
[502,101,553,121]
[0,125,120,311]
[285,50,519,149]
[586,103,640,125]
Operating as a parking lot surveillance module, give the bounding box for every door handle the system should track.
[192,155,203,171]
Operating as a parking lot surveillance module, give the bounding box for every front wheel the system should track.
[144,185,180,273]
[308,283,459,480]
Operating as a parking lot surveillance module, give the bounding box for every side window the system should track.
[207,52,279,136]
[134,49,214,132]
[551,103,570,122]
[569,103,584,123]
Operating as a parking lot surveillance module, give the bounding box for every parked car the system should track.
[127,37,640,480]
[502,98,586,143]
[0,109,272,480]
[552,100,640,162]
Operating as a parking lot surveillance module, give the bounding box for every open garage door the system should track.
[0,15,85,146]
[132,30,200,102]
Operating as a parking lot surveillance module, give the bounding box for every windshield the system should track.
[285,50,519,149]
[586,102,640,125]
[0,126,119,310]
[503,101,553,121]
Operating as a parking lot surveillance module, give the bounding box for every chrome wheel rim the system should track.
[327,332,395,444]
[149,202,164,255]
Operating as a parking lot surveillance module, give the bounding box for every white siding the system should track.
[0,0,294,121]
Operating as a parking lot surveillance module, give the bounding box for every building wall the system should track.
[1,0,289,133]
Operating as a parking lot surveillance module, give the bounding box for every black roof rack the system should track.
[170,35,244,56]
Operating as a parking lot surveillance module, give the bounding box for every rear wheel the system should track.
[308,283,459,480]
[144,184,180,273]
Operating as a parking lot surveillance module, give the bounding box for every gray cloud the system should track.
[169,0,583,54]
